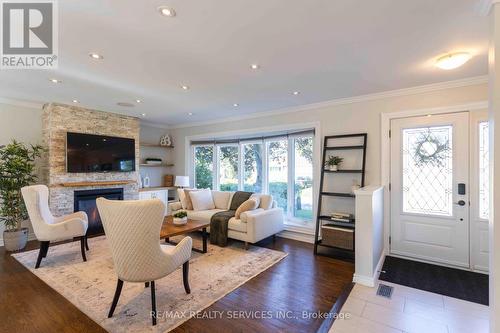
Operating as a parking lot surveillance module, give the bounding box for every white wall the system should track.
[0,103,43,243]
[169,82,488,187]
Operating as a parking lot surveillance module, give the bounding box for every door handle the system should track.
[455,200,466,206]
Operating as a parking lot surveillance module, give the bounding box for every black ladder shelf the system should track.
[313,133,367,257]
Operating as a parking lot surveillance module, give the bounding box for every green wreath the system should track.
[413,134,449,167]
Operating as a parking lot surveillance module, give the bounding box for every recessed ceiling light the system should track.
[233,103,239,107]
[72,99,79,103]
[49,78,61,83]
[292,91,300,95]
[182,85,190,90]
[435,52,472,70]
[141,113,146,117]
[188,112,193,116]
[158,6,176,17]
[117,102,134,107]
[136,99,142,103]
[250,64,260,70]
[89,53,103,60]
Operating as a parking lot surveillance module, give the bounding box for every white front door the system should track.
[390,112,470,268]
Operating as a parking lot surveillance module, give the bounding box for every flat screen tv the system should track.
[66,132,135,173]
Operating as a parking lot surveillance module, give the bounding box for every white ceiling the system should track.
[0,0,489,126]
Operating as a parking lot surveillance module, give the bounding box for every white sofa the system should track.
[168,190,284,248]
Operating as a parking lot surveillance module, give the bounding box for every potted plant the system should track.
[173,211,188,225]
[0,140,44,251]
[325,156,343,171]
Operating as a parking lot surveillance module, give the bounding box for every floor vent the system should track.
[376,284,394,299]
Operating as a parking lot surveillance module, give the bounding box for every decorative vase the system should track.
[173,217,188,225]
[3,228,29,251]
[329,165,338,171]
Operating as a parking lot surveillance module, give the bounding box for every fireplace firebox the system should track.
[74,188,124,236]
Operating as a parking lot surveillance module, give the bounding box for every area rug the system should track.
[12,235,287,332]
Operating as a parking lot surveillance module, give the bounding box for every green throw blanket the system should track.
[210,191,253,247]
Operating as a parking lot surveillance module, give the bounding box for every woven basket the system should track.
[321,224,354,250]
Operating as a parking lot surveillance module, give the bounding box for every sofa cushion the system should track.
[187,209,224,223]
[250,194,273,210]
[228,217,247,233]
[235,198,259,218]
[212,190,232,209]
[183,189,201,210]
[240,208,265,223]
[190,189,215,211]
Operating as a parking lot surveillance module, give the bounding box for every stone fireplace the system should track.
[74,188,124,236]
[42,103,140,218]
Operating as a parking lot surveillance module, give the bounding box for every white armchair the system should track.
[96,197,192,326]
[21,185,89,268]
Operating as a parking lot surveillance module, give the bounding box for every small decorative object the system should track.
[325,156,343,171]
[174,175,190,188]
[145,158,162,165]
[159,134,172,147]
[0,140,45,251]
[164,174,174,187]
[414,132,450,167]
[173,211,188,225]
[143,174,151,188]
[351,180,361,194]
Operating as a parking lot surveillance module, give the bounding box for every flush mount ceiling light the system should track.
[117,102,134,107]
[136,99,142,103]
[158,6,176,17]
[435,52,472,70]
[49,78,61,83]
[141,113,146,117]
[233,103,239,107]
[72,99,79,103]
[181,85,190,90]
[89,52,103,60]
[188,112,193,116]
[292,91,300,95]
[250,64,259,70]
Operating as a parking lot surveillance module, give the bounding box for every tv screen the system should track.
[66,132,135,173]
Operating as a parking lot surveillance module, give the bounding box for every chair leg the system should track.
[35,241,49,269]
[182,261,191,294]
[151,281,157,326]
[145,282,150,288]
[108,279,123,318]
[85,236,89,251]
[80,236,87,262]
[244,241,249,250]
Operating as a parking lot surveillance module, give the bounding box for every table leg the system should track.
[165,237,169,243]
[202,228,207,253]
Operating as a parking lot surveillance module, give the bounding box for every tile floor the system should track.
[329,280,489,333]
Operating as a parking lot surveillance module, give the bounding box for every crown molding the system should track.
[140,119,171,130]
[478,0,500,16]
[169,75,488,129]
[0,97,44,109]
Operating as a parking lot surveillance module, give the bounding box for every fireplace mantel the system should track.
[57,180,136,187]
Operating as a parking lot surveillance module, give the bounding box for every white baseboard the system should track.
[277,230,315,244]
[0,232,37,247]
[353,251,386,287]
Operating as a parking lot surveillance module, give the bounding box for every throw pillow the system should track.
[190,189,216,211]
[183,189,199,210]
[235,198,260,219]
[178,189,188,209]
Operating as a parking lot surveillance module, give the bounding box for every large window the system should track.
[192,132,315,226]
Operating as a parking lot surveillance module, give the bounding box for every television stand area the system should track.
[58,180,136,187]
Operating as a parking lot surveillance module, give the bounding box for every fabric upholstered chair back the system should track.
[21,185,55,237]
[96,198,167,282]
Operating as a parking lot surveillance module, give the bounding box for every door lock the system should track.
[455,200,466,206]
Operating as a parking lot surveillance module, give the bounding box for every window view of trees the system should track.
[194,146,213,189]
[192,133,314,225]
[219,145,239,191]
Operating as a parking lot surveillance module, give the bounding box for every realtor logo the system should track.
[1,0,58,69]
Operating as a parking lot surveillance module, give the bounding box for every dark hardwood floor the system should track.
[0,236,354,333]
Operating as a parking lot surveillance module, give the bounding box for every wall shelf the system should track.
[140,143,174,149]
[139,163,174,167]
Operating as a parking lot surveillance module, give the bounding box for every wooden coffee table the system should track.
[160,216,209,253]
